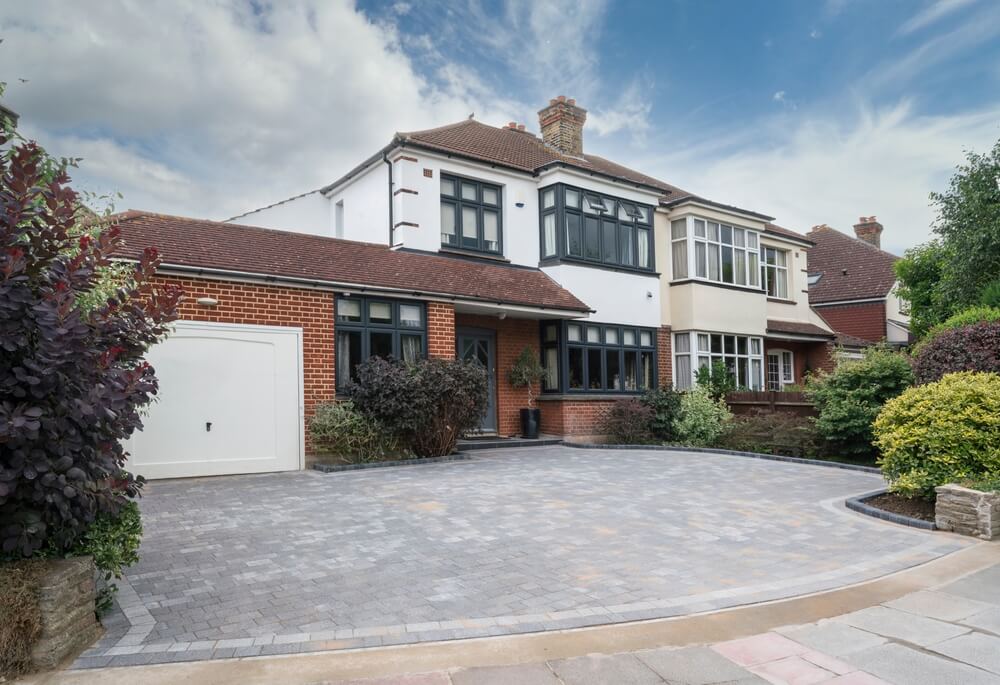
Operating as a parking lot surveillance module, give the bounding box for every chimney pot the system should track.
[853,215,884,248]
[517,124,525,132]
[538,96,588,156]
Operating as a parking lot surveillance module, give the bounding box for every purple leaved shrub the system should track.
[0,131,179,558]
[913,321,1000,384]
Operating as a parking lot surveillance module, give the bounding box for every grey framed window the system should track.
[538,184,654,272]
[541,320,656,394]
[440,173,502,255]
[335,296,426,390]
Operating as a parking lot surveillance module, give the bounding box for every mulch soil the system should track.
[865,492,936,522]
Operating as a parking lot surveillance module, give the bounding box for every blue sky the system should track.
[2,0,999,253]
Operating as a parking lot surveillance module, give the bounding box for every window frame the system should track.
[670,215,762,290]
[672,331,764,391]
[540,320,657,394]
[766,348,795,390]
[538,183,655,272]
[761,245,790,299]
[440,172,503,256]
[335,296,427,391]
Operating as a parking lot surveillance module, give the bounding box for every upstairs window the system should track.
[681,217,760,287]
[761,246,789,299]
[440,174,502,255]
[539,183,654,272]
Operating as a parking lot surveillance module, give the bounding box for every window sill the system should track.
[537,393,644,401]
[540,256,659,277]
[767,297,796,305]
[670,279,765,294]
[438,246,510,263]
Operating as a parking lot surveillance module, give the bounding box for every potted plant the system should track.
[508,346,546,438]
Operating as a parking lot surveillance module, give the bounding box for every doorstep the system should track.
[456,435,563,450]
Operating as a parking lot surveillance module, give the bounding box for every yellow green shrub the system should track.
[875,372,1000,497]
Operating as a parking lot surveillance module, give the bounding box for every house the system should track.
[806,218,911,345]
[113,95,835,479]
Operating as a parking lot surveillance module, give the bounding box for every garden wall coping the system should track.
[935,483,1000,540]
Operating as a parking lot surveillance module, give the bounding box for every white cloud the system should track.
[640,101,1000,254]
[773,91,786,103]
[810,29,822,39]
[896,0,977,36]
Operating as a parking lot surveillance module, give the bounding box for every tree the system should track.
[0,120,180,558]
[900,138,1000,336]
[894,241,948,339]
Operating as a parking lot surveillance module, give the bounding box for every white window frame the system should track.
[766,349,795,390]
[761,245,789,299]
[673,331,764,391]
[670,216,761,290]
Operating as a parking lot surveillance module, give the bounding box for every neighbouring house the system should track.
[806,218,911,345]
[112,95,835,479]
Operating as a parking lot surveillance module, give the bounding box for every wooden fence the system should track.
[725,390,816,417]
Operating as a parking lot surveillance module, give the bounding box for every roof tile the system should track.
[110,211,590,313]
[806,225,899,303]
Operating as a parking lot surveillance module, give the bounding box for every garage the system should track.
[128,320,303,479]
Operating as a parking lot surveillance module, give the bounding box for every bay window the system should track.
[441,173,502,255]
[671,216,760,288]
[540,321,656,393]
[539,184,654,272]
[336,296,426,390]
[673,331,764,391]
[761,246,789,299]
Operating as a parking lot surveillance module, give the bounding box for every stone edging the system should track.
[563,442,881,474]
[844,489,936,530]
[312,453,474,473]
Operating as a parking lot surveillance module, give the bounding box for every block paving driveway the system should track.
[76,446,967,669]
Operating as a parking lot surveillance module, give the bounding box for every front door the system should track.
[457,329,497,434]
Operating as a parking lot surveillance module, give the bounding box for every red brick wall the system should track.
[454,313,539,437]
[763,339,835,384]
[153,275,335,457]
[427,302,456,359]
[814,301,886,343]
[538,399,617,440]
[657,325,672,388]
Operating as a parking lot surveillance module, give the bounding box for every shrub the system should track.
[695,359,736,399]
[0,125,179,558]
[920,306,1000,347]
[716,410,820,458]
[808,346,913,459]
[309,401,402,463]
[875,372,1000,498]
[602,399,655,444]
[67,502,142,613]
[912,321,1000,384]
[981,281,1000,308]
[640,388,683,442]
[348,357,488,457]
[673,386,732,447]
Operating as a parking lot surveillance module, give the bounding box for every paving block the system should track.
[961,607,1000,635]
[712,633,809,667]
[637,646,754,684]
[928,632,1000,676]
[549,653,663,684]
[936,565,1000,606]
[779,622,887,657]
[834,606,969,647]
[451,663,561,685]
[848,643,1000,685]
[748,655,834,685]
[884,590,995,622]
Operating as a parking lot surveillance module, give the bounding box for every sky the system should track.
[2,0,999,255]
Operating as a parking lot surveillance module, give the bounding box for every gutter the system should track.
[126,260,592,317]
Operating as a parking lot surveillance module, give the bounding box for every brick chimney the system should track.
[853,216,883,248]
[538,96,587,156]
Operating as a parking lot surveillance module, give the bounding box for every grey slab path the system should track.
[75,446,967,669]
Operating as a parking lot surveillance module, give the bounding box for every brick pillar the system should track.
[427,302,456,359]
[657,325,672,389]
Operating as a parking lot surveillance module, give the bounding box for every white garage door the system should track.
[129,321,303,479]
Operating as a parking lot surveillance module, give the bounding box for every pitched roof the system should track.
[835,332,874,349]
[765,223,812,245]
[766,319,835,339]
[109,211,591,313]
[806,225,899,303]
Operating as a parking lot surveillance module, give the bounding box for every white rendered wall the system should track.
[885,283,911,342]
[542,263,660,328]
[230,191,332,237]
[327,163,391,245]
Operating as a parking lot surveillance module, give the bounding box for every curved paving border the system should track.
[845,488,937,530]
